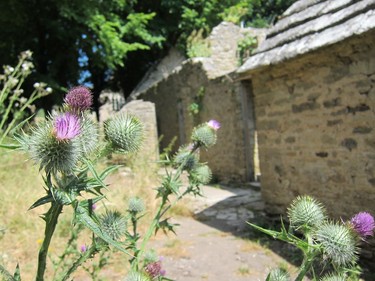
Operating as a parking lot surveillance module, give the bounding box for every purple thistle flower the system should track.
[64,86,93,111]
[54,112,81,141]
[207,119,220,130]
[80,245,87,253]
[350,212,375,238]
[145,261,165,278]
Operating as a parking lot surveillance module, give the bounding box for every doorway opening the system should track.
[240,80,261,182]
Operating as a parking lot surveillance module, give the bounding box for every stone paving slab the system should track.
[149,184,300,281]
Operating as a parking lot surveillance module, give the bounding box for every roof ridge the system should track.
[267,0,358,39]
[257,0,375,54]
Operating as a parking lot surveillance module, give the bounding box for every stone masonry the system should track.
[250,30,375,219]
[133,61,249,182]
[130,22,267,183]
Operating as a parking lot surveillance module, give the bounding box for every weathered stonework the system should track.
[134,60,252,183]
[249,30,375,220]
[130,22,266,183]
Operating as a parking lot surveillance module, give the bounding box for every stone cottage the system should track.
[130,22,266,183]
[237,0,375,218]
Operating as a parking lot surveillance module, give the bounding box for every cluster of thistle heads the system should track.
[270,195,375,281]
[14,85,221,280]
[17,85,220,178]
[79,197,166,280]
[16,85,145,174]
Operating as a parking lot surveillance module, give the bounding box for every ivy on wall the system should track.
[237,33,258,65]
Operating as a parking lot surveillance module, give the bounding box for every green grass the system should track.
[236,264,251,276]
[0,148,163,280]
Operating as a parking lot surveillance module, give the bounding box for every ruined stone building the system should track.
[128,0,375,222]
[129,22,266,183]
[238,0,375,218]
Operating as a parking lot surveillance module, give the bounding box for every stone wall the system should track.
[130,22,267,183]
[137,60,251,182]
[250,29,375,219]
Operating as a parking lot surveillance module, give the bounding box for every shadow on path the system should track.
[191,184,374,280]
[191,184,303,267]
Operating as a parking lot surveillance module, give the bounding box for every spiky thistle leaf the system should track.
[287,195,326,232]
[315,221,358,266]
[104,113,143,153]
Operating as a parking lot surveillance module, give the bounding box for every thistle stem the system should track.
[295,256,314,281]
[138,200,165,266]
[136,146,200,268]
[59,244,98,281]
[36,201,63,281]
[129,213,139,267]
[294,234,316,281]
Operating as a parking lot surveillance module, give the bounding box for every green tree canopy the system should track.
[0,0,295,116]
[0,0,163,116]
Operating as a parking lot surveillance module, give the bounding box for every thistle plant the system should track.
[0,84,219,281]
[123,119,219,280]
[0,50,51,143]
[249,196,375,281]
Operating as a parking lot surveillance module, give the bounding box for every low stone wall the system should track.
[251,30,375,219]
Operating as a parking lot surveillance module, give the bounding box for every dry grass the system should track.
[239,238,267,252]
[156,239,191,259]
[0,149,170,280]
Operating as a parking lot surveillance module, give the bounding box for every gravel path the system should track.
[149,185,299,281]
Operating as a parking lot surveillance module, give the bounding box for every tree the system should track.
[114,0,296,96]
[0,0,295,116]
[0,0,162,117]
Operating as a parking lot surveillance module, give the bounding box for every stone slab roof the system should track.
[238,0,375,75]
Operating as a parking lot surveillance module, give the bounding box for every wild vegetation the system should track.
[0,83,220,280]
[1,1,374,280]
[0,0,296,113]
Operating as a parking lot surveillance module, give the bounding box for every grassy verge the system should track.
[0,149,167,280]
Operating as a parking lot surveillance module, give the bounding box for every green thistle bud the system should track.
[77,114,99,156]
[128,197,145,213]
[173,145,199,170]
[104,114,143,153]
[191,164,212,185]
[315,222,358,266]
[320,273,347,281]
[266,268,291,281]
[124,271,150,281]
[144,250,158,263]
[19,119,82,174]
[287,196,326,232]
[191,123,217,148]
[100,211,127,241]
